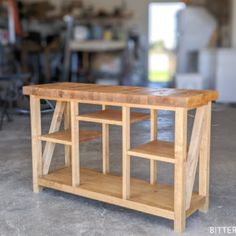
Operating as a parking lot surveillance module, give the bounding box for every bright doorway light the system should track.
[148,2,185,83]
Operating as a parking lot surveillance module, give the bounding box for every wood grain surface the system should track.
[23,83,218,108]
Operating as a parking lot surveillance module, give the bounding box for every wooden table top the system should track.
[23,83,218,108]
[69,40,126,52]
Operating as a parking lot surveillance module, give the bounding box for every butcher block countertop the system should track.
[23,83,218,108]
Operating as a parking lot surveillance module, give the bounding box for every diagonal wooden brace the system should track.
[185,106,206,210]
[43,101,66,175]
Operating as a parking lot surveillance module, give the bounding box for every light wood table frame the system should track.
[24,83,218,233]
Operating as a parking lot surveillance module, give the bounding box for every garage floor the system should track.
[0,104,235,236]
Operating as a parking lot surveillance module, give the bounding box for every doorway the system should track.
[148,2,185,84]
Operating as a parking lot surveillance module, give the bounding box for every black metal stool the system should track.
[0,78,16,130]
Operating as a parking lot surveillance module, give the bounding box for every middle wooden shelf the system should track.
[38,129,102,145]
[77,109,150,125]
[128,140,176,164]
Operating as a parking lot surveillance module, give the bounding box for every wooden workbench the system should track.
[23,83,218,233]
[64,40,127,83]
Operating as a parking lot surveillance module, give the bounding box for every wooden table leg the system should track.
[102,105,110,174]
[174,108,187,233]
[150,109,158,184]
[71,101,80,187]
[30,96,43,193]
[65,102,71,167]
[199,102,212,213]
[122,106,131,199]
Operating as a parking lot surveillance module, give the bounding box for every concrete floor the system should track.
[0,104,235,236]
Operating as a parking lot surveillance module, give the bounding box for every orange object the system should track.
[7,0,21,36]
[181,0,192,4]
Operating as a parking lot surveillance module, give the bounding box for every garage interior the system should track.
[0,0,236,235]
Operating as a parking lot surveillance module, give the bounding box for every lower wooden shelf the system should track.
[38,167,205,220]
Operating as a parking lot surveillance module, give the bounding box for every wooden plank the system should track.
[186,196,206,218]
[30,96,43,193]
[40,168,174,218]
[69,40,126,52]
[102,105,110,174]
[71,101,80,187]
[43,101,66,175]
[39,177,174,220]
[128,141,176,164]
[185,106,206,210]
[64,102,71,167]
[39,130,72,145]
[174,108,187,233]
[23,83,219,109]
[39,129,102,145]
[27,97,178,111]
[122,106,131,199]
[199,102,212,213]
[78,110,149,126]
[150,109,157,184]
[38,167,205,221]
